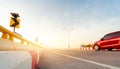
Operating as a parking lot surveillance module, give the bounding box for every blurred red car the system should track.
[93,31,120,51]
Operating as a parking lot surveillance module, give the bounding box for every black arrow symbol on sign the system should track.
[11,18,19,27]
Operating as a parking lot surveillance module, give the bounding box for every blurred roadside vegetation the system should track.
[81,44,93,47]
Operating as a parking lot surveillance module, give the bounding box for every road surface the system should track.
[38,49,120,69]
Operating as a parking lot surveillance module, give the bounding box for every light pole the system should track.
[66,28,73,48]
[68,31,70,48]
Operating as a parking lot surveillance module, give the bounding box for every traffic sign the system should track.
[10,17,20,28]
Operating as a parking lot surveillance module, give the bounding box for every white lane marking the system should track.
[54,52,120,69]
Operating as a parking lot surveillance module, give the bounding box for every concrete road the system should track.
[38,49,120,69]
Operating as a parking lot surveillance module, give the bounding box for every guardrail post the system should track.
[27,42,30,46]
[21,40,24,44]
[1,33,9,39]
[9,35,14,41]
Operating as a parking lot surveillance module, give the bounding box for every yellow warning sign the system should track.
[10,17,20,28]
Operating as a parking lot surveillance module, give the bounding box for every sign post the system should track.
[10,13,20,32]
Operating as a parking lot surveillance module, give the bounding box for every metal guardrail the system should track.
[0,25,42,69]
[0,25,38,46]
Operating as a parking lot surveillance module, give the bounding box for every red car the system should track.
[93,31,120,51]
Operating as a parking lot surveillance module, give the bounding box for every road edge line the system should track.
[54,52,120,69]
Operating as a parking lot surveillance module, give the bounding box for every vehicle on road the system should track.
[93,31,120,51]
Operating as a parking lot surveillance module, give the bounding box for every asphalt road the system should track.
[38,49,120,69]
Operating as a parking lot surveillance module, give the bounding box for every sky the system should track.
[0,0,120,48]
